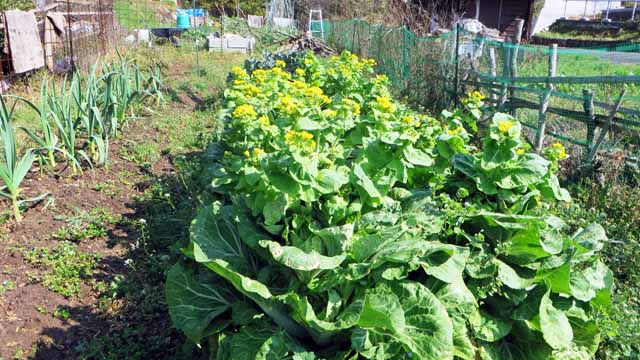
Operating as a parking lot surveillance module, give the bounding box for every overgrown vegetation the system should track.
[560,179,640,359]
[166,52,613,359]
[0,0,33,11]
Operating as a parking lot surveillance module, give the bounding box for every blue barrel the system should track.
[177,15,191,28]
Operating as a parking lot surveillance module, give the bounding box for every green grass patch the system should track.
[536,21,640,42]
[24,242,101,297]
[53,208,120,242]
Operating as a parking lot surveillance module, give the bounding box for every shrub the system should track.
[166,51,613,359]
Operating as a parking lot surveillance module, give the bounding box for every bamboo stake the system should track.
[535,44,557,153]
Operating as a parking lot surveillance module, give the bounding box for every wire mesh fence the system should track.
[324,19,457,111]
[0,0,115,89]
[323,18,640,168]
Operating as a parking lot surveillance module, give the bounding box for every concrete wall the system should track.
[532,0,623,35]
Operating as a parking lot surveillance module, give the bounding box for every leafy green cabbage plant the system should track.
[166,52,613,360]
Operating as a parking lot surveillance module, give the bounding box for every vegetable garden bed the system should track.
[166,51,613,359]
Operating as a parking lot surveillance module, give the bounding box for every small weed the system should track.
[53,307,71,320]
[12,347,27,360]
[0,280,16,294]
[35,305,48,315]
[93,182,122,198]
[117,170,139,186]
[120,142,160,167]
[24,242,100,297]
[53,207,119,242]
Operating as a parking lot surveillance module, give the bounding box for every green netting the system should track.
[323,19,640,164]
[324,19,457,111]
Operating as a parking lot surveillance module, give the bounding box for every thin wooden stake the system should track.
[501,44,511,112]
[489,47,497,101]
[535,44,557,152]
[509,19,525,117]
[588,89,626,162]
[583,89,596,149]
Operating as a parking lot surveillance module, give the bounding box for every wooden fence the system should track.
[323,19,640,166]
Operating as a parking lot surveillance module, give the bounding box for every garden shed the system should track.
[464,0,536,37]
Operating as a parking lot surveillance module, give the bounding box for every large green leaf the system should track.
[539,291,573,350]
[569,260,609,302]
[473,309,512,342]
[190,204,256,274]
[202,259,310,339]
[358,285,406,333]
[165,263,234,342]
[228,322,307,360]
[390,282,454,360]
[495,259,535,290]
[260,240,346,271]
[436,280,479,359]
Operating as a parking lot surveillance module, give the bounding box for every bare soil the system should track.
[0,120,177,359]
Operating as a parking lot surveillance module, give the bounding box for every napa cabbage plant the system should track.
[166,51,613,360]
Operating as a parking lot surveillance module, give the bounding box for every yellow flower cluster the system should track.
[258,115,270,127]
[278,96,297,114]
[322,109,337,118]
[552,142,567,160]
[284,130,316,152]
[252,69,267,83]
[342,98,361,116]
[275,60,286,68]
[373,74,389,85]
[338,64,353,77]
[516,148,525,155]
[375,96,396,113]
[271,67,291,80]
[233,104,257,119]
[448,127,462,136]
[497,120,515,133]
[304,86,331,104]
[295,68,305,77]
[469,91,485,102]
[244,148,266,158]
[304,58,314,66]
[231,66,248,78]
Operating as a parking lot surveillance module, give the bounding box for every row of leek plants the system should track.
[0,56,164,221]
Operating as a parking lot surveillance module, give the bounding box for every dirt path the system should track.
[0,104,198,359]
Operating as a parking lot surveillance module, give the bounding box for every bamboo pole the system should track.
[535,44,557,153]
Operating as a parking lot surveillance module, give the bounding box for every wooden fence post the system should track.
[454,23,461,106]
[588,89,626,162]
[535,44,557,153]
[509,19,525,117]
[489,47,497,101]
[583,89,596,150]
[500,43,510,112]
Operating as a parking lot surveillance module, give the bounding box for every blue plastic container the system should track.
[177,15,191,28]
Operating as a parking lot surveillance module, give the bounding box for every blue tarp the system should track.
[177,9,205,17]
